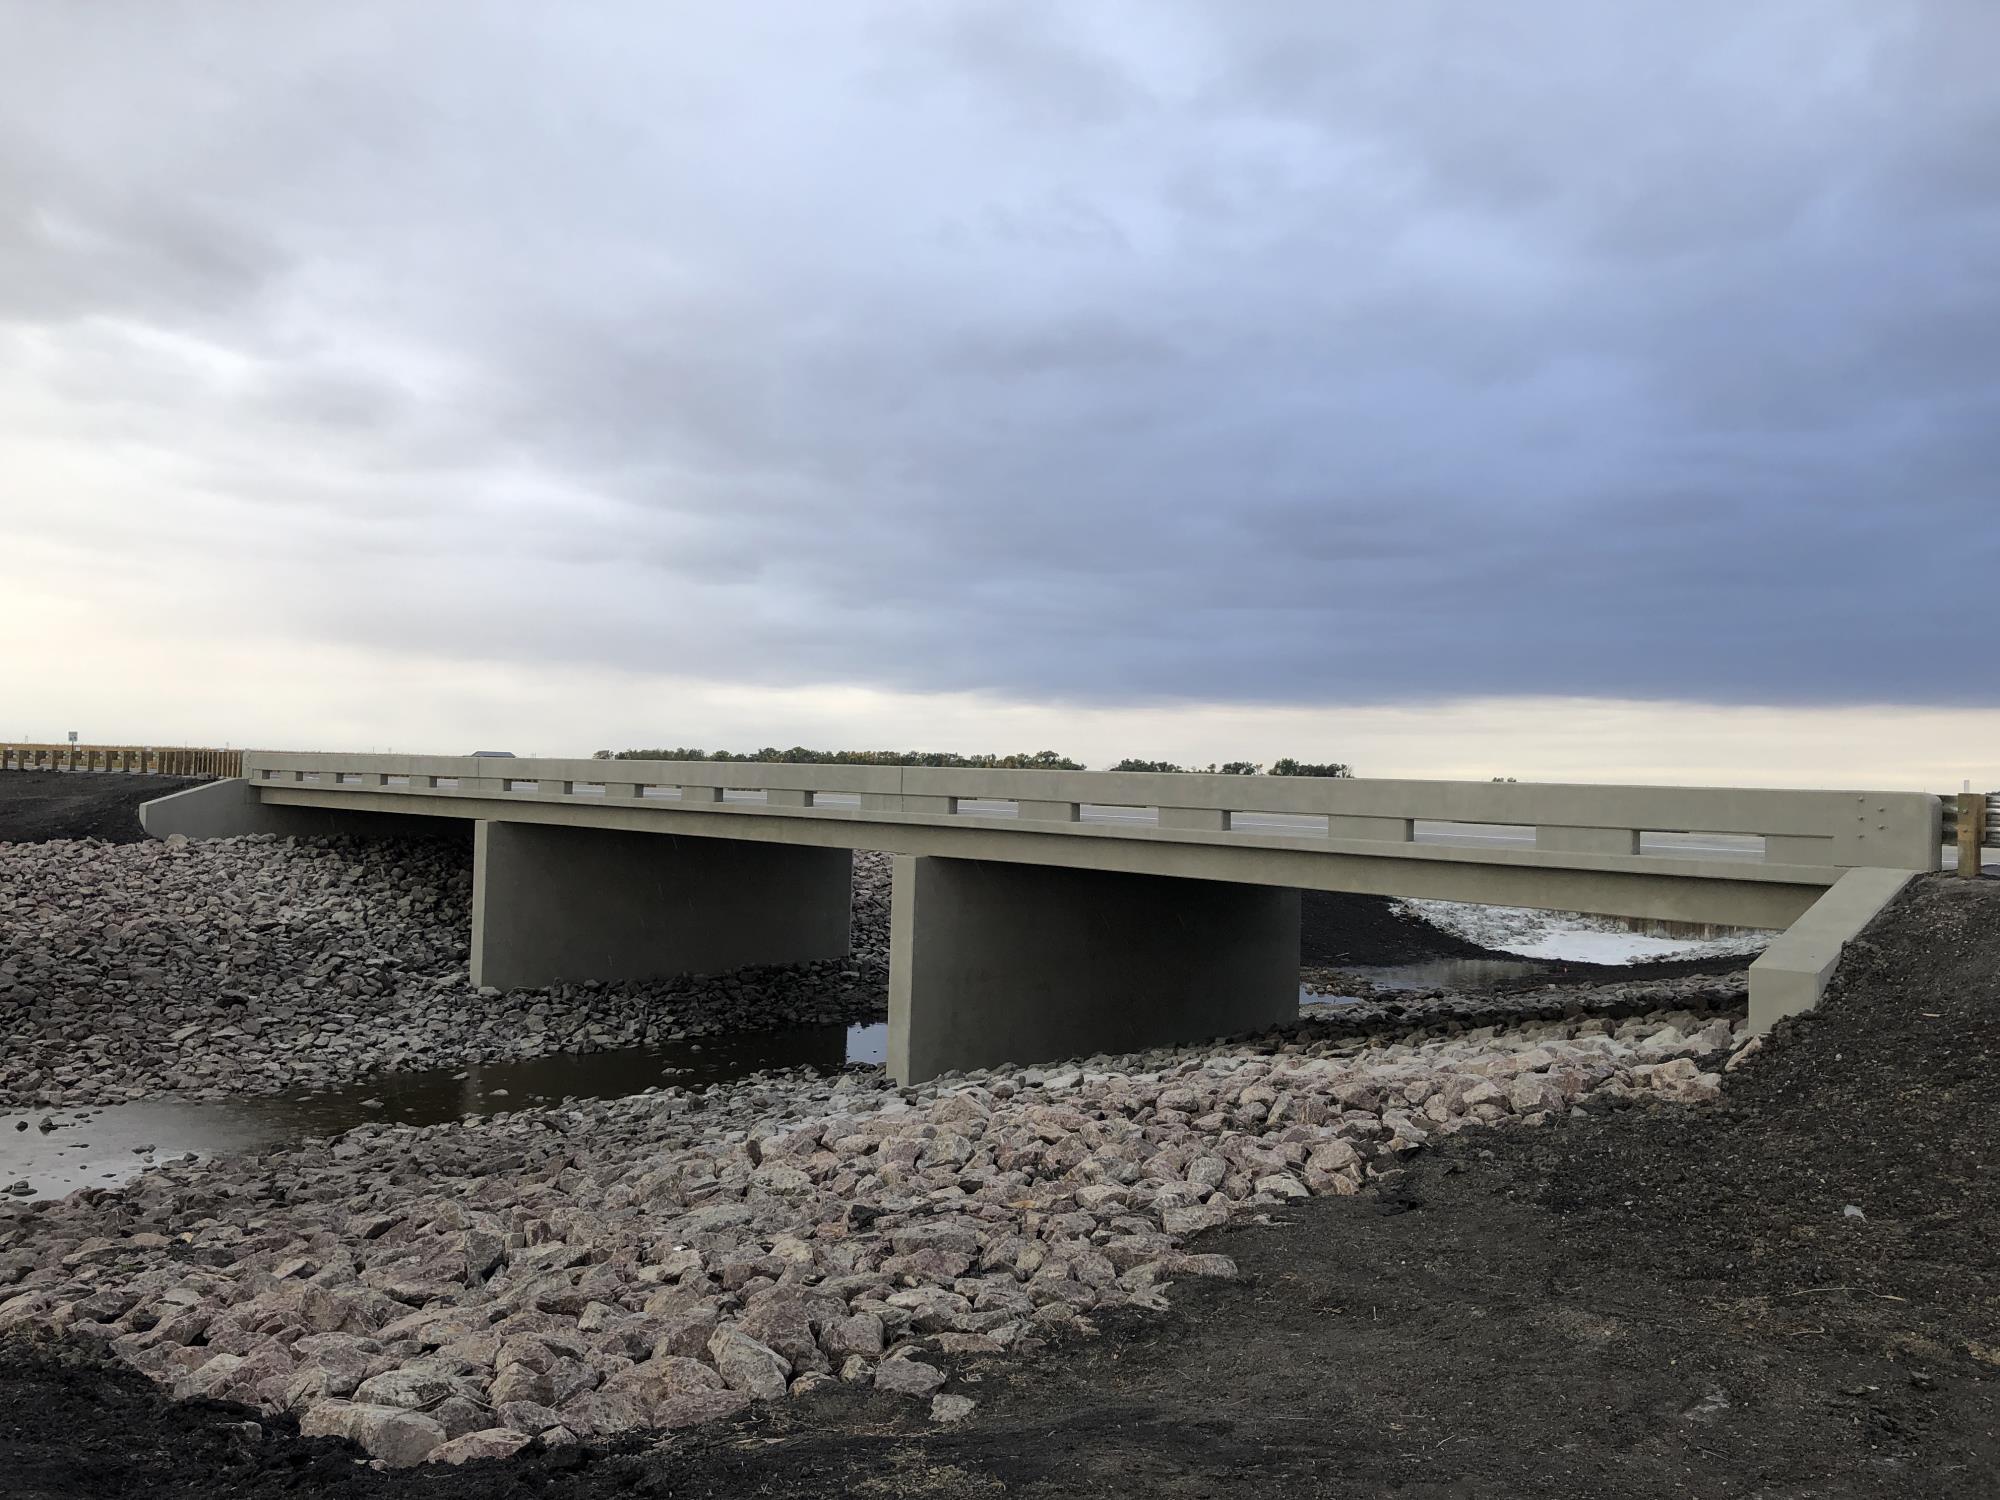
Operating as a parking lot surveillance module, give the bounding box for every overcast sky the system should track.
[3,3,1995,786]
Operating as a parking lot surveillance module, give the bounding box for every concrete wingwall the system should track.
[137,778,441,842]
[1746,867,1919,1032]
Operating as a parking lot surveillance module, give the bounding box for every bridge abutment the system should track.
[887,854,1299,1085]
[469,820,851,991]
[139,777,437,841]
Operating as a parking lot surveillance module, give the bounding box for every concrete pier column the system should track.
[887,855,1299,1085]
[470,821,851,991]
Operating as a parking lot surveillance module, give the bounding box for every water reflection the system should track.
[1301,956,1557,1003]
[1350,957,1553,991]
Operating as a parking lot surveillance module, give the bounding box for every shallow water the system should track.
[1,1021,887,1201]
[1345,957,1554,991]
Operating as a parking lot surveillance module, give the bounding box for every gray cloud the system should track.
[2,0,1995,715]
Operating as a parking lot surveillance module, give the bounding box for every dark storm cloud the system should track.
[2,0,1996,708]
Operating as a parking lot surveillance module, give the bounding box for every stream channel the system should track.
[3,956,1556,1200]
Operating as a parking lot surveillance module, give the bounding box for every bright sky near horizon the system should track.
[3,3,1995,791]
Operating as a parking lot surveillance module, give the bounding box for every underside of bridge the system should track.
[473,829,1300,1081]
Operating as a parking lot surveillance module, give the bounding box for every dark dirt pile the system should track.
[0,773,200,844]
[1519,872,2000,1368]
[4,875,1994,1498]
[1300,887,1501,964]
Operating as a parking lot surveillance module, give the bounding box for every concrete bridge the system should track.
[141,754,1943,1082]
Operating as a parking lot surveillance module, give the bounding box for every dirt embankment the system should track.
[0,773,200,845]
[4,875,1995,1498]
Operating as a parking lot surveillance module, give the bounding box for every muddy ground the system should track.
[0,772,201,844]
[5,875,1995,1497]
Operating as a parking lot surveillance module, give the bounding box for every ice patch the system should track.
[1396,899,1773,964]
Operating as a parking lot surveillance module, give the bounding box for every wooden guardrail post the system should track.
[1960,790,1987,877]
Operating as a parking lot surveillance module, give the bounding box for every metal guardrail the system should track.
[1,743,243,777]
[1938,794,2000,837]
[1939,791,1999,873]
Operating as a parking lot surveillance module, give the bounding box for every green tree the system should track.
[1269,757,1352,778]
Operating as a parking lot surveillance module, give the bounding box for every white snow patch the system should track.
[1396,899,1774,964]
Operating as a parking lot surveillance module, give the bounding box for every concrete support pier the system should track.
[887,854,1299,1085]
[470,821,852,991]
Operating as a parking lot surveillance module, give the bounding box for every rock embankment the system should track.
[0,837,890,1110]
[0,995,1752,1465]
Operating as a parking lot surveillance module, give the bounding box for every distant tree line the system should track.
[600,746,1086,770]
[599,747,1351,776]
[1109,757,1352,778]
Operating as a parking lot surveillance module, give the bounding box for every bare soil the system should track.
[5,876,1995,1498]
[0,772,201,844]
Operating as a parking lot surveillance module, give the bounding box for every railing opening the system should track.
[1228,811,1326,837]
[1413,820,1535,847]
[955,798,1019,818]
[1080,803,1158,826]
[1638,830,1765,861]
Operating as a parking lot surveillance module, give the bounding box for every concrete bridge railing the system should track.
[232,752,1941,872]
[140,753,1943,1082]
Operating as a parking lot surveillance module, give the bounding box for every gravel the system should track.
[0,984,1753,1464]
[0,836,890,1110]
